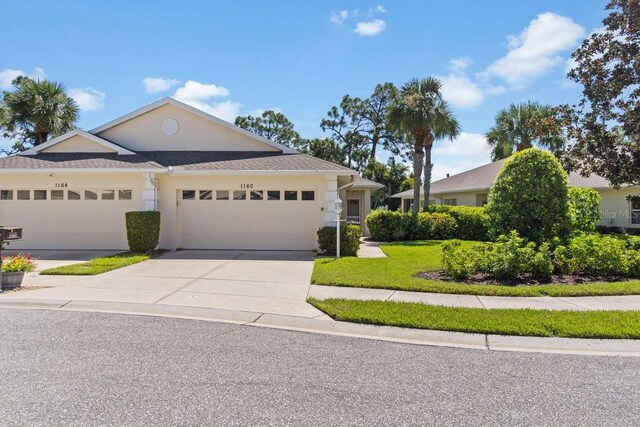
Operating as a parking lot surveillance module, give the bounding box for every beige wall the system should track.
[0,173,145,249]
[597,187,640,229]
[97,104,279,152]
[400,191,486,211]
[1,171,368,250]
[42,135,116,153]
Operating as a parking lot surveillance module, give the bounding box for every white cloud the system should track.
[180,99,242,122]
[368,5,386,15]
[173,80,229,101]
[0,67,46,90]
[143,77,180,93]
[330,10,349,24]
[354,19,386,36]
[68,87,105,111]
[439,74,484,108]
[481,12,585,87]
[432,132,492,180]
[448,57,471,73]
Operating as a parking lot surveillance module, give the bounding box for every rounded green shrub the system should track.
[428,205,489,241]
[125,211,161,253]
[366,210,407,242]
[568,187,601,233]
[419,212,457,240]
[486,149,571,243]
[317,224,362,256]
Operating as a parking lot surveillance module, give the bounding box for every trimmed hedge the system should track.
[366,209,457,242]
[317,224,362,256]
[427,205,490,241]
[125,211,161,253]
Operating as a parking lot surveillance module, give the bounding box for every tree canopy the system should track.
[486,101,565,161]
[321,82,408,171]
[0,76,79,154]
[387,77,460,214]
[234,110,301,148]
[561,0,640,187]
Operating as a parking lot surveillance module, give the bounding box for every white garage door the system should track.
[0,188,134,250]
[178,189,320,250]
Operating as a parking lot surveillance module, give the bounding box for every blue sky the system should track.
[1,0,606,179]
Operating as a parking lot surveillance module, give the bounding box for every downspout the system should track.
[145,172,159,211]
[337,175,357,214]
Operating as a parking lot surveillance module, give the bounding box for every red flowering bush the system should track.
[1,253,36,272]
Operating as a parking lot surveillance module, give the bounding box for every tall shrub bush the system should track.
[568,187,601,233]
[317,224,362,256]
[486,149,571,243]
[125,211,161,253]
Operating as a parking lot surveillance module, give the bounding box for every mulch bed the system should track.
[417,270,630,286]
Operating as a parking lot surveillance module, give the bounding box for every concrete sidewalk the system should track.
[308,285,640,311]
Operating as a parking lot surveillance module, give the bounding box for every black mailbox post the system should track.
[0,226,23,290]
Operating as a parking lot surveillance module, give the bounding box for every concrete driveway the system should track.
[0,250,324,318]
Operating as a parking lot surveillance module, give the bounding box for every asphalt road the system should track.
[0,309,639,426]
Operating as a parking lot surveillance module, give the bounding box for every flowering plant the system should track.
[1,253,36,273]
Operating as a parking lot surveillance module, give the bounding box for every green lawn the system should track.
[39,253,151,275]
[309,298,640,339]
[312,240,640,297]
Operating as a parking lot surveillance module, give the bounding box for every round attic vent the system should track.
[161,118,179,135]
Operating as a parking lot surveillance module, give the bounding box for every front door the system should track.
[347,198,360,224]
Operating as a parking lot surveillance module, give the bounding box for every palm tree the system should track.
[388,77,460,214]
[486,101,565,161]
[1,76,79,149]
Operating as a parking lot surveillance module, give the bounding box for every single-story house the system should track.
[0,97,382,250]
[392,158,640,229]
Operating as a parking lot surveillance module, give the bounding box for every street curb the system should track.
[1,298,639,357]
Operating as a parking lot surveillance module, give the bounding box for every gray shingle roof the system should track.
[0,153,163,169]
[351,176,385,189]
[0,151,355,173]
[138,151,354,172]
[392,158,615,198]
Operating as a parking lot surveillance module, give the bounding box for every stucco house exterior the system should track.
[0,97,382,250]
[392,158,640,229]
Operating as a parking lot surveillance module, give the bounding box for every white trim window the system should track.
[443,198,457,206]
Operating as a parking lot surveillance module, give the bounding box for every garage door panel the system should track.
[179,197,319,250]
[1,199,133,250]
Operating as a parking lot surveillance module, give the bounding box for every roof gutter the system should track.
[338,175,356,192]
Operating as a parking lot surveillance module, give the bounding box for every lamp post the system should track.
[334,198,343,259]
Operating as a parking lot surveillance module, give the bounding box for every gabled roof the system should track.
[138,151,355,173]
[0,151,356,174]
[0,152,163,171]
[89,97,298,154]
[351,176,385,189]
[21,129,135,155]
[392,158,616,198]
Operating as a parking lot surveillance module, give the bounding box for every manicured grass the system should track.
[309,298,640,339]
[312,240,640,297]
[39,253,151,275]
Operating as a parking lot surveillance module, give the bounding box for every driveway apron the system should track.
[1,250,323,318]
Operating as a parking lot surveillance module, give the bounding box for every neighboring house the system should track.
[0,97,382,250]
[392,158,640,229]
